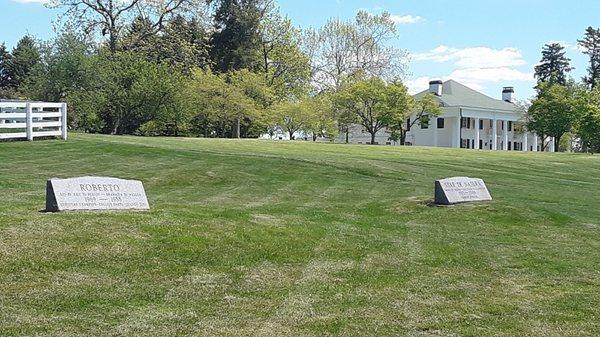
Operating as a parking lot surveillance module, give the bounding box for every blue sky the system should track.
[1,0,599,99]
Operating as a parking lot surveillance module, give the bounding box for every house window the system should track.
[420,115,430,129]
[461,117,471,129]
[508,121,513,131]
[479,139,483,149]
[508,141,512,150]
[437,118,445,129]
[461,138,470,148]
[479,119,484,130]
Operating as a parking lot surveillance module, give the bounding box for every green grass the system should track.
[1,133,599,336]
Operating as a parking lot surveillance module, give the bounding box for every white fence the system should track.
[0,101,67,141]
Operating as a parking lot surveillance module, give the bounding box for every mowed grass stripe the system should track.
[0,133,598,336]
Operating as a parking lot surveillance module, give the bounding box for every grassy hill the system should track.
[1,134,599,336]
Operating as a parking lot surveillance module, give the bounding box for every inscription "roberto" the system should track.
[46,176,149,212]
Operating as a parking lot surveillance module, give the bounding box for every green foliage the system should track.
[210,0,264,72]
[578,26,600,88]
[258,9,311,100]
[534,43,573,86]
[182,69,268,138]
[573,87,600,152]
[527,83,580,152]
[6,36,40,90]
[68,52,186,135]
[270,99,313,139]
[335,78,412,144]
[122,15,210,73]
[23,29,96,102]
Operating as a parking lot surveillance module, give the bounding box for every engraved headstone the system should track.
[46,176,150,212]
[434,177,492,205]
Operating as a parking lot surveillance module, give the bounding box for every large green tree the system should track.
[574,87,600,153]
[334,78,412,145]
[527,83,580,152]
[210,0,266,72]
[578,26,600,88]
[6,36,40,90]
[0,43,12,88]
[534,43,573,86]
[24,29,96,103]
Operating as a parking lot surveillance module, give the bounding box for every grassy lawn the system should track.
[0,133,598,336]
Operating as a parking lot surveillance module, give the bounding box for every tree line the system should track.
[0,1,598,152]
[528,27,600,152]
[0,0,419,142]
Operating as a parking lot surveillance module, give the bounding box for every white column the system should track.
[492,118,498,150]
[475,118,480,149]
[61,103,68,140]
[550,137,556,153]
[533,134,539,152]
[503,121,508,151]
[432,117,438,147]
[26,102,33,141]
[523,131,528,152]
[454,117,461,148]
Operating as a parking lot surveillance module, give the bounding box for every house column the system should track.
[454,117,461,148]
[550,137,556,153]
[492,118,498,150]
[432,117,438,147]
[533,134,539,152]
[475,117,480,149]
[503,121,508,151]
[523,131,528,152]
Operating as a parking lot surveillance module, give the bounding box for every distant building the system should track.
[341,80,555,152]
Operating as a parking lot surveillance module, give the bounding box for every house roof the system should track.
[413,80,518,113]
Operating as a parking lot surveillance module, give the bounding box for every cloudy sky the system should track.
[2,0,599,99]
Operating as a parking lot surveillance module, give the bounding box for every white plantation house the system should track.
[341,80,556,152]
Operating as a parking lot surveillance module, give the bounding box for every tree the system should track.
[210,0,268,72]
[334,78,412,145]
[6,36,41,90]
[122,14,210,73]
[224,69,274,137]
[0,43,12,88]
[574,87,600,153]
[23,29,96,103]
[389,92,439,145]
[527,83,580,152]
[67,52,186,134]
[271,99,313,140]
[304,94,337,141]
[183,69,262,138]
[258,7,311,100]
[51,0,199,53]
[578,26,600,88]
[534,43,574,86]
[305,10,408,92]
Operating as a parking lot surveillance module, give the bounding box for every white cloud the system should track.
[413,46,526,68]
[390,15,423,24]
[408,45,534,95]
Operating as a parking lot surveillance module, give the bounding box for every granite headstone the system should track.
[46,176,150,212]
[434,177,492,205]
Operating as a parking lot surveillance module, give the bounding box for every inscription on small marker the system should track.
[45,176,150,212]
[434,177,492,205]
